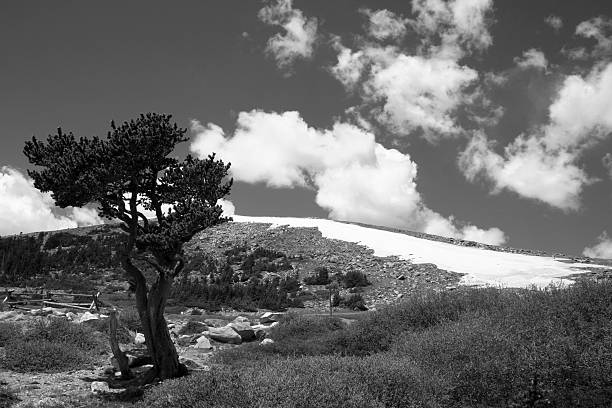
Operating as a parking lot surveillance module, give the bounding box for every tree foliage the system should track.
[23,113,233,381]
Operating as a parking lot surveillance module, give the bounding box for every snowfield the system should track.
[233,216,609,288]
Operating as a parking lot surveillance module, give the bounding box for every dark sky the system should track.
[1,0,612,256]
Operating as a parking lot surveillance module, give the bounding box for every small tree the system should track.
[23,113,232,382]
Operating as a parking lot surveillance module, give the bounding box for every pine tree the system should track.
[24,113,232,382]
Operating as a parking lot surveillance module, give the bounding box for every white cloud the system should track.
[458,133,591,211]
[190,110,506,245]
[365,51,478,138]
[219,199,236,217]
[329,0,494,141]
[460,62,612,210]
[543,62,612,149]
[329,43,479,141]
[0,167,103,236]
[545,15,563,32]
[575,16,612,60]
[583,232,612,259]
[603,153,612,178]
[258,0,318,72]
[361,8,409,41]
[514,48,548,70]
[411,0,494,59]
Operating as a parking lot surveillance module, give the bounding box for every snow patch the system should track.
[232,216,608,288]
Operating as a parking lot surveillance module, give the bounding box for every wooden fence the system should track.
[1,288,101,312]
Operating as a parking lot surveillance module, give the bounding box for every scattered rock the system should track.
[176,334,194,346]
[259,312,284,324]
[194,336,213,350]
[208,326,242,344]
[229,321,256,342]
[91,381,110,395]
[260,338,274,346]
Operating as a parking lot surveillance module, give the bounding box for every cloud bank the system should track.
[190,110,505,245]
[0,167,103,236]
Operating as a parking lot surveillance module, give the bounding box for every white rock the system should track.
[260,338,275,346]
[259,312,284,324]
[91,381,110,394]
[208,326,242,344]
[134,332,146,344]
[194,336,212,350]
[78,311,99,323]
[65,311,77,321]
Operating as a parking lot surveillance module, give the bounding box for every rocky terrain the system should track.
[188,221,463,308]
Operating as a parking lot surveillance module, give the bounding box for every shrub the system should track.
[341,294,367,311]
[120,308,143,332]
[178,320,208,335]
[3,339,94,372]
[0,322,22,346]
[140,355,443,408]
[341,271,370,288]
[303,267,331,285]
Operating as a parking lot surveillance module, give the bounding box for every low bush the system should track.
[341,294,367,310]
[341,271,370,288]
[2,339,94,372]
[303,267,331,285]
[120,308,142,332]
[211,280,612,407]
[140,355,445,408]
[178,320,208,335]
[1,318,107,372]
[0,322,21,346]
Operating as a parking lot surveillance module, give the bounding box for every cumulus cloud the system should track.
[545,15,563,32]
[190,110,506,245]
[329,0,495,141]
[583,232,612,259]
[219,199,236,217]
[514,48,548,70]
[410,0,494,59]
[459,61,612,210]
[361,8,409,41]
[458,133,591,211]
[575,16,612,60]
[0,167,103,236]
[258,0,318,72]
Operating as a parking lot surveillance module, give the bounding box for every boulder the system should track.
[194,336,213,350]
[65,311,77,321]
[208,326,242,344]
[91,381,110,395]
[232,316,250,324]
[250,324,272,339]
[260,338,274,346]
[228,321,256,342]
[134,332,146,344]
[259,312,284,324]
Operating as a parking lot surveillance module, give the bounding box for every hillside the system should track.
[2,216,610,311]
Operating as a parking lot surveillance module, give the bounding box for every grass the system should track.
[142,279,612,407]
[0,318,108,372]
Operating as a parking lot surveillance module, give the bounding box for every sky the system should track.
[1,0,612,257]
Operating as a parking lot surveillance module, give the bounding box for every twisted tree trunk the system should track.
[125,259,187,382]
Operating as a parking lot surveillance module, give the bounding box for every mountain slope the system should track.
[225,216,611,287]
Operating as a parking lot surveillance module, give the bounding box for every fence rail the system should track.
[1,288,101,313]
